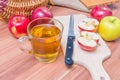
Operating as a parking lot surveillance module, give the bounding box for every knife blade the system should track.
[65,15,75,66]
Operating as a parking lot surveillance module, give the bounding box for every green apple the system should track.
[98,16,120,41]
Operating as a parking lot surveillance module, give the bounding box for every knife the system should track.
[65,15,75,66]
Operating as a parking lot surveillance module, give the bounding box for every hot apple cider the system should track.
[30,24,61,63]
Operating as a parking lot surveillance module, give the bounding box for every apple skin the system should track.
[31,7,53,20]
[98,16,120,41]
[90,5,112,21]
[8,15,30,38]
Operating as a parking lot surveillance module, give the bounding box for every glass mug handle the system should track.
[18,36,32,54]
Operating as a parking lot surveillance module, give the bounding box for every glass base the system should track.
[35,56,57,63]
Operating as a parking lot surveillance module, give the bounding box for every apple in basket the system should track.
[8,15,30,38]
[31,7,53,20]
[77,31,99,51]
[78,18,99,32]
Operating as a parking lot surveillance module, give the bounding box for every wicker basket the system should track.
[0,0,48,21]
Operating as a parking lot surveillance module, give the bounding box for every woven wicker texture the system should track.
[0,0,48,21]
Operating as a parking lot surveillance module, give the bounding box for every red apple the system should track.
[78,18,99,32]
[8,15,30,38]
[31,7,53,20]
[77,31,99,51]
[90,5,112,21]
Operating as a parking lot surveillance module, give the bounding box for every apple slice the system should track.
[77,31,99,51]
[78,18,99,32]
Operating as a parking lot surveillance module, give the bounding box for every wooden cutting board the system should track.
[54,14,111,80]
[80,0,119,8]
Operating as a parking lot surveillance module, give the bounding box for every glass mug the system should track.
[18,18,64,63]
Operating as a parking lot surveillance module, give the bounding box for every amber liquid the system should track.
[30,24,61,63]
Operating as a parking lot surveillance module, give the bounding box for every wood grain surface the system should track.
[0,2,120,80]
[80,0,119,8]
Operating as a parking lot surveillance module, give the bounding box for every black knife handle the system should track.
[65,36,74,66]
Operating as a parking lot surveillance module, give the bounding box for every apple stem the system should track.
[112,19,116,23]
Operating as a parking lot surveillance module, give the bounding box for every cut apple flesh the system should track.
[78,23,95,30]
[78,37,97,47]
[78,18,99,32]
[83,18,99,25]
[78,37,97,51]
[80,31,99,43]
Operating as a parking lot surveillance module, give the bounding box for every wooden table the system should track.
[80,0,119,8]
[0,2,120,80]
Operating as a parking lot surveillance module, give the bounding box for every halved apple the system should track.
[78,18,99,32]
[80,31,99,43]
[77,31,99,51]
